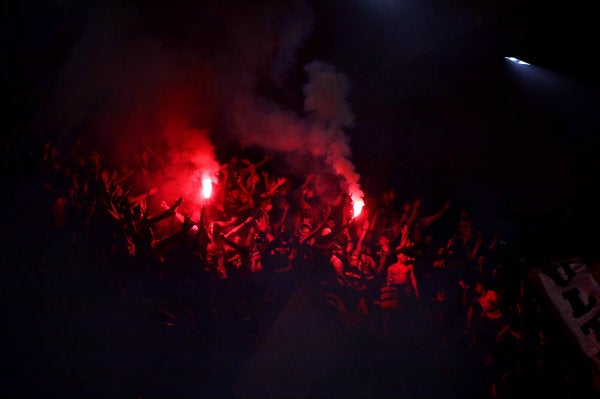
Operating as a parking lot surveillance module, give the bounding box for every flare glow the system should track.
[352,196,364,218]
[201,174,213,199]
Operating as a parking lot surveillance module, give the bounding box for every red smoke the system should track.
[42,1,364,215]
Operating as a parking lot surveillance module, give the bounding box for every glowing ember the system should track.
[201,174,213,200]
[352,197,364,218]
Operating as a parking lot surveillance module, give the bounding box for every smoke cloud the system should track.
[229,59,363,205]
[38,0,363,209]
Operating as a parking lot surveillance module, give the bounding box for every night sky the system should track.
[3,1,600,398]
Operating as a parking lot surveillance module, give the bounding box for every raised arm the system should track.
[260,176,287,199]
[468,230,483,260]
[224,216,254,239]
[421,201,450,227]
[300,207,332,245]
[146,197,183,224]
[410,266,420,300]
[351,217,370,258]
[271,198,290,233]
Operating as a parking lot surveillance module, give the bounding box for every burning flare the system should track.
[352,196,364,218]
[201,174,213,200]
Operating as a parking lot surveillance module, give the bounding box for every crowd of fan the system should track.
[12,133,597,399]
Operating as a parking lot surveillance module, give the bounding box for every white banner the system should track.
[539,261,600,367]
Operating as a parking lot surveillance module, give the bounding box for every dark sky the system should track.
[4,0,600,254]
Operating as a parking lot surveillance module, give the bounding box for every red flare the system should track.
[352,197,364,218]
[201,174,213,200]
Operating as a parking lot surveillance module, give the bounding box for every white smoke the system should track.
[229,59,364,205]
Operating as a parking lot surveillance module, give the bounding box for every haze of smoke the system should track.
[41,0,363,208]
[230,60,364,203]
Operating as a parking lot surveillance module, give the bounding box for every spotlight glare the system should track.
[505,56,530,66]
